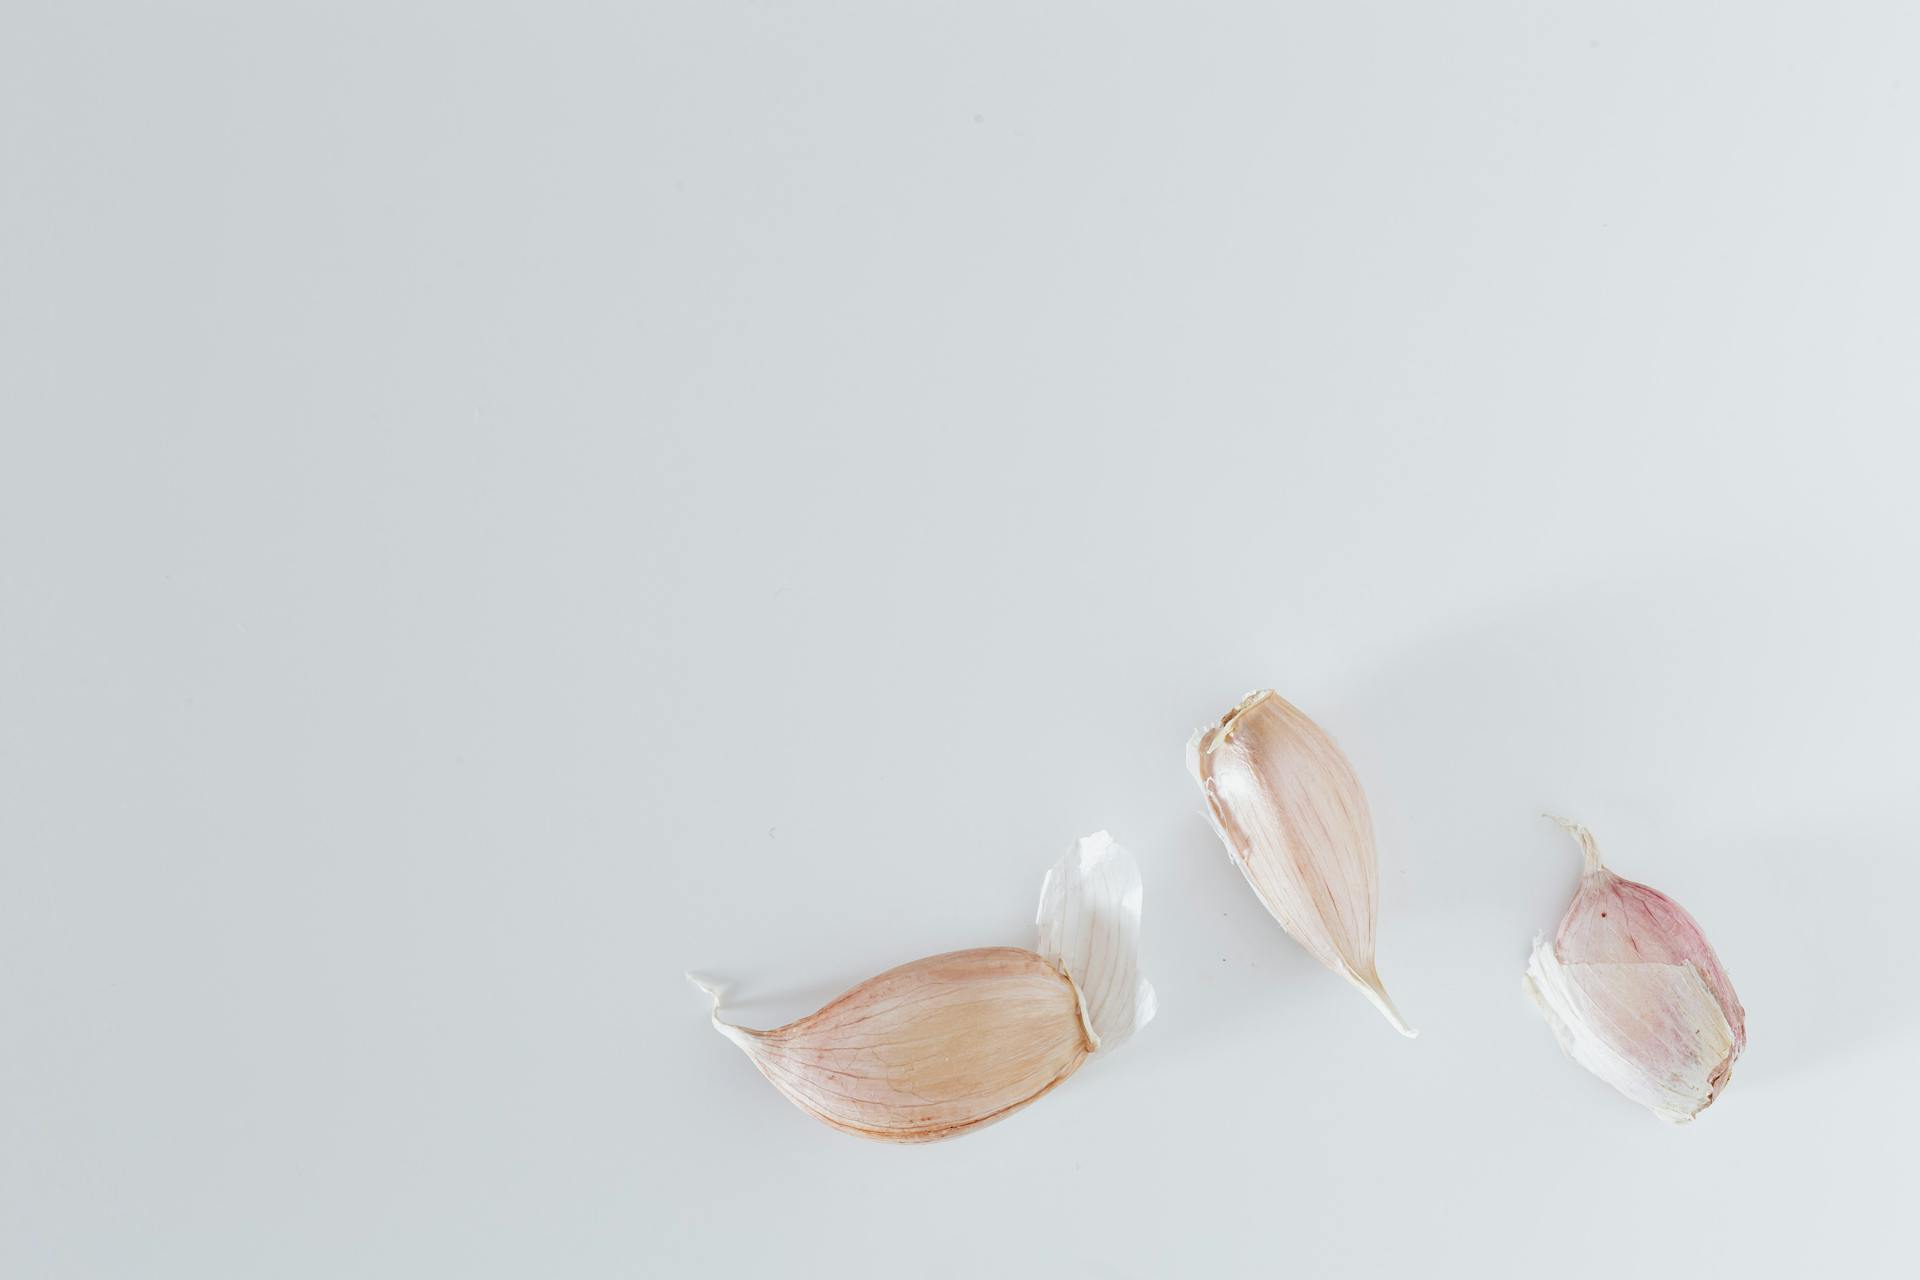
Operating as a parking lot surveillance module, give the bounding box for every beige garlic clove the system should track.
[1188,689,1415,1036]
[1523,818,1746,1124]
[695,834,1154,1142]
[693,948,1092,1143]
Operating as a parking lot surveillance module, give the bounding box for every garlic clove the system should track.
[695,833,1154,1142]
[1188,689,1415,1036]
[1035,831,1157,1051]
[693,948,1091,1142]
[1522,818,1745,1123]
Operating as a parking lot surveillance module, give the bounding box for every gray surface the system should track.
[3,3,1916,1276]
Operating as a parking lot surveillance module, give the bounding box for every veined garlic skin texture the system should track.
[692,832,1154,1143]
[1524,819,1746,1124]
[1188,689,1415,1036]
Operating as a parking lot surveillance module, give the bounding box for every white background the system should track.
[3,3,1916,1277]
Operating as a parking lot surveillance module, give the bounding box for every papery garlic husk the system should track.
[1034,831,1157,1050]
[1188,689,1415,1036]
[693,832,1154,1142]
[1523,818,1747,1124]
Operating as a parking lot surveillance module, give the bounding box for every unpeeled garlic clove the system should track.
[1188,689,1415,1035]
[692,948,1091,1143]
[1523,818,1746,1124]
[694,833,1153,1142]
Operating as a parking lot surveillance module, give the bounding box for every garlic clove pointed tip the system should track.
[1353,974,1418,1038]
[1344,963,1417,1036]
[1544,814,1606,874]
[686,970,757,1051]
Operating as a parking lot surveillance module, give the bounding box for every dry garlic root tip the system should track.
[695,834,1154,1142]
[1188,689,1415,1036]
[1522,818,1746,1124]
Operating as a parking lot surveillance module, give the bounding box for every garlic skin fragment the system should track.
[1187,689,1415,1036]
[695,834,1153,1142]
[1523,819,1746,1124]
[1035,831,1157,1050]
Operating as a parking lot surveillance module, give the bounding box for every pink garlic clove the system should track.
[1524,818,1745,1123]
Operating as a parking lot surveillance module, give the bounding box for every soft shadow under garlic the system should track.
[1188,689,1416,1036]
[691,832,1155,1143]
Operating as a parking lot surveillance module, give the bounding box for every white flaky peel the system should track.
[693,834,1154,1142]
[1522,818,1746,1124]
[1035,831,1157,1051]
[1188,689,1415,1036]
